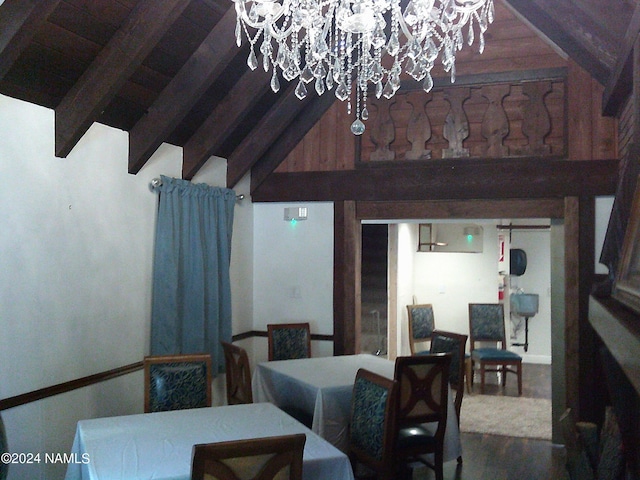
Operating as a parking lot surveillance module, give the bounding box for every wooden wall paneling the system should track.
[335,102,356,170]
[567,60,594,160]
[333,201,359,355]
[319,102,337,171]
[590,77,618,160]
[303,120,321,171]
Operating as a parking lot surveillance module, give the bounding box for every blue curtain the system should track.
[150,175,235,374]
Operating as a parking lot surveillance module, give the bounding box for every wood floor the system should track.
[412,363,568,480]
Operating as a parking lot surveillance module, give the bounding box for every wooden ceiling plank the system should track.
[54,0,191,158]
[250,93,338,192]
[182,64,272,180]
[251,158,619,202]
[225,84,313,188]
[602,3,640,117]
[0,0,61,80]
[128,6,238,174]
[504,0,611,85]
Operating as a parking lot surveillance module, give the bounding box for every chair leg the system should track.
[465,358,473,393]
[517,361,523,396]
[480,364,485,394]
[435,450,444,480]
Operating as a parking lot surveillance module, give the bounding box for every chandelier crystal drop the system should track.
[233,0,495,135]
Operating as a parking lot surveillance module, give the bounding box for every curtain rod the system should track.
[149,177,245,202]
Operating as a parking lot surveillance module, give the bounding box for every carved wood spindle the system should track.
[481,84,511,157]
[369,99,396,161]
[442,87,470,158]
[405,95,432,160]
[521,81,552,155]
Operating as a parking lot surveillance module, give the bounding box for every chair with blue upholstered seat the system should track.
[393,353,451,480]
[267,323,311,361]
[191,433,306,480]
[468,303,522,395]
[406,304,435,355]
[267,323,313,427]
[143,353,212,413]
[348,368,398,480]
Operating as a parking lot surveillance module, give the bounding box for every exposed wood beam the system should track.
[0,0,61,80]
[128,6,237,174]
[602,3,640,116]
[356,198,565,220]
[504,0,611,86]
[54,0,190,158]
[251,158,619,202]
[182,62,272,180]
[250,93,338,191]
[226,83,313,188]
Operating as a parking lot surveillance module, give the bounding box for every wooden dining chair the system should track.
[267,323,311,361]
[348,368,398,480]
[143,353,212,413]
[468,303,522,395]
[429,330,468,426]
[393,353,451,480]
[221,342,253,405]
[406,304,435,354]
[191,433,306,480]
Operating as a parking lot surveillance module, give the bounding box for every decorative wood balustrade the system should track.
[359,78,565,163]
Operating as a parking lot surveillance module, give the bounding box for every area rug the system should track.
[459,393,552,440]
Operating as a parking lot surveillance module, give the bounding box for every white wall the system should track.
[0,95,251,479]
[508,221,552,362]
[252,202,335,362]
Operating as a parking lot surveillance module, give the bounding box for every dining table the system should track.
[252,353,462,459]
[64,402,354,480]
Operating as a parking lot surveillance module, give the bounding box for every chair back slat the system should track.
[191,434,306,480]
[394,354,450,427]
[221,342,253,405]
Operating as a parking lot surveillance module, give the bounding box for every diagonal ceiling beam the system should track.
[128,6,238,174]
[0,0,61,80]
[602,3,640,116]
[54,0,190,159]
[226,83,315,188]
[182,63,272,180]
[250,93,338,192]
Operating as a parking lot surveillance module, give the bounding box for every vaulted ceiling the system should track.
[0,0,638,188]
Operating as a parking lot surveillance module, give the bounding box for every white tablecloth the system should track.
[252,353,461,460]
[64,402,354,480]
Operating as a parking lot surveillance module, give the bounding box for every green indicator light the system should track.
[290,219,297,226]
[467,234,473,242]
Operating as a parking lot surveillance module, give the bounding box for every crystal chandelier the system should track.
[233,0,495,135]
